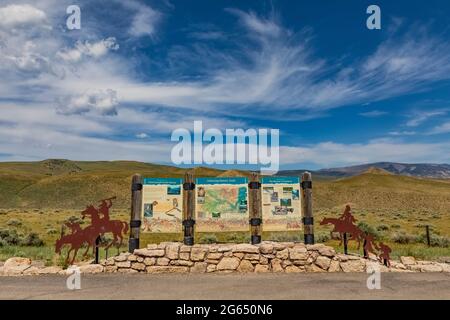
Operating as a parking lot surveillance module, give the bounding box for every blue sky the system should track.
[1,0,450,169]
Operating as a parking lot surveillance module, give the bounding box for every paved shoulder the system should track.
[0,273,449,300]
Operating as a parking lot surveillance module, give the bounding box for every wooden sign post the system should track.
[129,174,142,252]
[425,225,431,247]
[183,171,195,245]
[249,172,262,244]
[301,171,314,244]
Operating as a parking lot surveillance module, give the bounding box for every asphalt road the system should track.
[0,273,449,300]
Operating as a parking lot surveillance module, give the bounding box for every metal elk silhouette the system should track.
[55,197,128,265]
[320,205,391,266]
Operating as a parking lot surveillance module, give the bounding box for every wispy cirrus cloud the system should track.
[388,130,416,136]
[406,109,448,127]
[107,10,450,121]
[119,0,162,38]
[429,121,450,135]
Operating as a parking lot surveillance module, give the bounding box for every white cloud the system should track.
[228,9,282,37]
[280,139,450,167]
[57,89,119,116]
[388,131,416,136]
[120,0,162,38]
[0,102,111,135]
[0,124,171,163]
[136,133,148,139]
[429,121,450,135]
[57,37,119,63]
[406,109,448,127]
[0,4,48,29]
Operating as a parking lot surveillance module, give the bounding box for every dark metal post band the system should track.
[302,217,314,225]
[130,220,141,228]
[251,235,261,245]
[304,234,314,245]
[129,238,139,252]
[249,218,262,226]
[301,181,312,189]
[131,182,143,191]
[248,181,261,189]
[182,219,196,227]
[184,236,194,246]
[183,182,195,190]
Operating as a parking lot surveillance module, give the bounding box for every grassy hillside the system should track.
[314,168,450,212]
[1,160,450,214]
[0,159,224,209]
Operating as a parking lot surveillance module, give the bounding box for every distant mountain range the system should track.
[278,162,450,179]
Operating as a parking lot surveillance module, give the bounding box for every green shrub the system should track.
[21,232,44,247]
[65,215,84,225]
[46,228,58,235]
[199,234,218,244]
[376,224,389,231]
[0,229,21,245]
[357,221,381,239]
[391,232,418,244]
[225,233,248,243]
[6,219,22,227]
[315,232,330,243]
[417,234,450,248]
[0,229,45,246]
[270,233,301,242]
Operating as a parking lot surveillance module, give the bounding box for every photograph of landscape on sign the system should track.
[195,177,249,232]
[261,177,302,231]
[141,178,183,233]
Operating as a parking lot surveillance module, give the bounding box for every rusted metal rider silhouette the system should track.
[320,204,391,266]
[340,205,356,225]
[55,197,128,265]
[320,205,364,249]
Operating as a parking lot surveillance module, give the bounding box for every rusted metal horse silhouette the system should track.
[55,197,128,264]
[81,202,128,250]
[55,223,99,264]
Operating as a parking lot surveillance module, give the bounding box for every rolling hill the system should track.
[1,159,450,215]
[0,159,224,209]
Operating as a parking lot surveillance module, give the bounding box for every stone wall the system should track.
[1,241,449,276]
[101,241,450,274]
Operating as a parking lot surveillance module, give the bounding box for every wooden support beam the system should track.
[129,174,142,252]
[301,171,314,244]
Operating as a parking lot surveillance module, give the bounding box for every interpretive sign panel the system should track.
[141,178,183,233]
[261,176,302,231]
[195,177,249,232]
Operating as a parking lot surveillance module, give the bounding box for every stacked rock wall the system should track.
[101,242,450,274]
[1,242,449,276]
